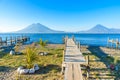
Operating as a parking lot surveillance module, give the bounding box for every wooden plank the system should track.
[73,64,83,80]
[64,64,83,80]
[64,38,85,63]
[64,38,85,80]
[65,64,73,80]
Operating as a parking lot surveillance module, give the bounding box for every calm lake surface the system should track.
[0,33,120,47]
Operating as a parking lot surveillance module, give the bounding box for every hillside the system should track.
[78,24,120,33]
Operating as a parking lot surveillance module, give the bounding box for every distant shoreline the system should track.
[0,33,120,47]
[1,32,120,34]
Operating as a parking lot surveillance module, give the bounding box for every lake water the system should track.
[0,33,120,47]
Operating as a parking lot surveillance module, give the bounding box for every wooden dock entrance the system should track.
[62,37,86,80]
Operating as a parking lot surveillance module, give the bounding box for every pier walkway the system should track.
[0,36,30,48]
[62,38,86,80]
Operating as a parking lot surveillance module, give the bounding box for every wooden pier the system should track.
[62,36,86,80]
[0,36,30,47]
[107,37,120,49]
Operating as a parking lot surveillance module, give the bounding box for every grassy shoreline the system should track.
[0,44,64,80]
[81,45,120,80]
[0,44,120,80]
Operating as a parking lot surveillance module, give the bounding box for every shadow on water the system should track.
[87,46,120,80]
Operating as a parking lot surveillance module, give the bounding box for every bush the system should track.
[25,46,38,68]
[39,38,48,47]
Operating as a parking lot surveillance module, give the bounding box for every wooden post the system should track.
[17,36,20,43]
[13,37,15,44]
[66,36,68,41]
[10,36,12,45]
[64,37,66,45]
[61,50,65,75]
[78,42,79,49]
[28,36,30,41]
[22,35,25,42]
[22,35,23,39]
[15,37,16,44]
[111,39,113,48]
[6,37,7,45]
[77,42,79,48]
[116,38,119,49]
[62,36,65,44]
[87,53,89,65]
[65,37,67,47]
[87,72,89,80]
[0,37,2,45]
[63,50,65,62]
[74,38,76,45]
[72,35,75,41]
[17,36,18,43]
[107,37,109,48]
[79,42,80,51]
[87,53,90,80]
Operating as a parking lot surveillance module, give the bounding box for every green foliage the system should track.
[25,46,38,68]
[39,38,48,47]
[0,44,64,79]
[3,54,12,59]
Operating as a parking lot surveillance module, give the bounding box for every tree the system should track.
[39,38,48,47]
[25,46,38,68]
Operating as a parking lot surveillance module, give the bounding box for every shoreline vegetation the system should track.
[81,46,120,80]
[0,41,120,80]
[0,42,64,80]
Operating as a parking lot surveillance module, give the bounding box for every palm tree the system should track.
[25,46,38,68]
[39,38,48,47]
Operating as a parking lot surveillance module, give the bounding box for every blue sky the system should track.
[0,0,120,32]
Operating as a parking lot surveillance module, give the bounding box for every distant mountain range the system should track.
[16,23,120,33]
[78,24,120,33]
[16,23,64,33]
